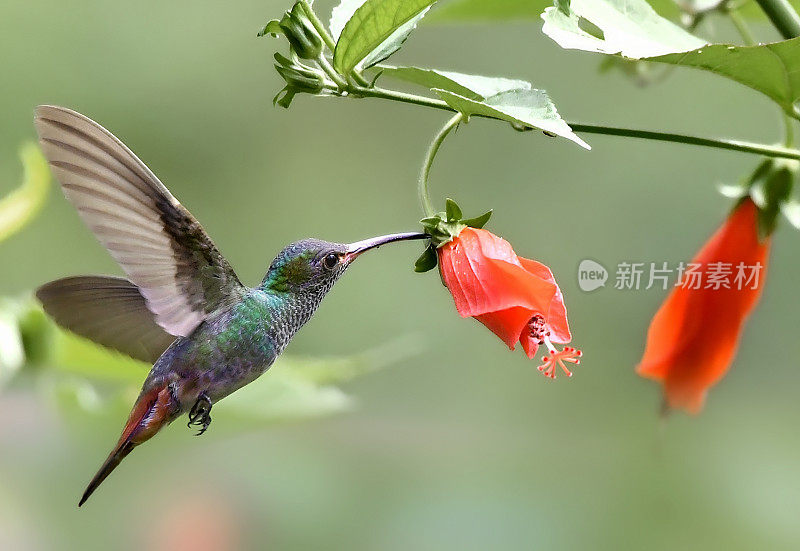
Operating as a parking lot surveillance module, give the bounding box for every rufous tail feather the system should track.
[78,384,175,507]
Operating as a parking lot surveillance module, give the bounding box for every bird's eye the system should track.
[323,253,339,270]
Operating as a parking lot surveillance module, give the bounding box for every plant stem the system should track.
[316,55,347,89]
[299,0,371,87]
[300,0,336,51]
[569,124,800,160]
[419,114,462,216]
[351,70,371,88]
[783,113,795,147]
[728,8,756,45]
[343,85,800,161]
[754,0,800,39]
[294,0,800,163]
[352,84,452,110]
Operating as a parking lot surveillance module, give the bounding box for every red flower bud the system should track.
[437,227,581,378]
[637,198,770,413]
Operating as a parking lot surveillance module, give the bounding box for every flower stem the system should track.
[419,114,463,217]
[754,0,800,39]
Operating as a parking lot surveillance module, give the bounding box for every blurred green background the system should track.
[2,1,799,549]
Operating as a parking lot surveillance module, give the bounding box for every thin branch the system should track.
[340,85,800,161]
[754,0,800,39]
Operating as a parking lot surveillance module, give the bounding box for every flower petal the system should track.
[468,227,521,265]
[475,306,537,350]
[518,257,572,343]
[439,228,557,319]
[636,199,770,413]
[519,329,541,359]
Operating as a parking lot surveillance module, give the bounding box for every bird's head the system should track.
[263,232,427,294]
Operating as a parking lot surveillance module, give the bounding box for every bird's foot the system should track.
[187,392,212,436]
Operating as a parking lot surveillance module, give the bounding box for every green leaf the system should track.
[218,336,422,422]
[434,88,590,149]
[555,0,572,16]
[445,198,462,221]
[432,0,800,22]
[414,245,438,272]
[49,378,116,416]
[51,327,150,383]
[330,0,368,41]
[541,0,800,117]
[427,0,543,22]
[652,39,800,118]
[379,65,530,100]
[333,0,437,74]
[541,0,705,58]
[279,335,423,385]
[219,373,354,422]
[462,209,493,229]
[0,143,51,243]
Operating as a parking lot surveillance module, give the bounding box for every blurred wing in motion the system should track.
[37,276,178,364]
[34,105,245,336]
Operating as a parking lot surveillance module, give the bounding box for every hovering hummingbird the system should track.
[32,106,426,507]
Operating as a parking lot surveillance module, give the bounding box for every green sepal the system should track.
[273,88,298,109]
[285,4,324,60]
[445,198,462,221]
[272,52,326,108]
[258,19,283,37]
[417,197,491,252]
[267,3,323,59]
[461,209,492,229]
[726,158,798,240]
[414,245,438,272]
[750,163,793,240]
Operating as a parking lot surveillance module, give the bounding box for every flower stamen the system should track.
[527,314,550,345]
[537,337,582,379]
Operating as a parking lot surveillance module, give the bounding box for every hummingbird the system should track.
[32,105,426,507]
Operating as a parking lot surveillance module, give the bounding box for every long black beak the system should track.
[344,232,428,262]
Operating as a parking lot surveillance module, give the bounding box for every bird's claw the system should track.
[187,392,212,436]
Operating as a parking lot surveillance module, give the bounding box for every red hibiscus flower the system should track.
[637,198,770,413]
[437,227,581,378]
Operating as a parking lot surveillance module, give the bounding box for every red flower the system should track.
[438,227,581,378]
[637,198,770,413]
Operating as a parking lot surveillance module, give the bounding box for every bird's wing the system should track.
[37,276,178,364]
[34,105,246,337]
